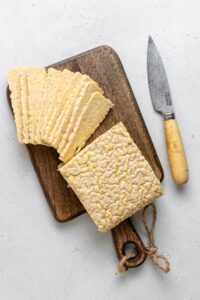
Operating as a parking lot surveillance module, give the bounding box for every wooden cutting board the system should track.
[7,46,163,269]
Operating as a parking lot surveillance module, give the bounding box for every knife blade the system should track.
[147,36,188,184]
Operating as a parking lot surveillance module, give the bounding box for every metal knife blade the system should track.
[147,36,174,116]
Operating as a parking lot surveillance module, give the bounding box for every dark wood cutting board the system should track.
[7,46,163,269]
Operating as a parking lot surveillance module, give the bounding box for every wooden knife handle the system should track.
[111,219,146,269]
[164,116,189,184]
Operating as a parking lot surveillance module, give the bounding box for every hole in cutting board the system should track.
[123,242,139,262]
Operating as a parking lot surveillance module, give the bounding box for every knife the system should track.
[147,36,188,185]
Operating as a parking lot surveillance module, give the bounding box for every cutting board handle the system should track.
[111,219,146,269]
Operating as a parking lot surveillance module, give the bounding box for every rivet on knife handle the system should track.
[164,113,188,184]
[147,36,189,184]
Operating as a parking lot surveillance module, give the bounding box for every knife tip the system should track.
[148,35,153,44]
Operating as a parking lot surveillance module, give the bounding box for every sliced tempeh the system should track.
[50,74,100,149]
[58,81,102,153]
[7,65,113,162]
[38,68,65,143]
[35,68,63,145]
[7,68,23,143]
[27,67,46,144]
[42,69,74,143]
[43,72,81,146]
[20,69,29,144]
[59,92,113,162]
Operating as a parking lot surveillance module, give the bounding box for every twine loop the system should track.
[142,204,170,274]
[118,203,170,274]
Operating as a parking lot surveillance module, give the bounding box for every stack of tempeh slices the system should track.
[8,67,113,162]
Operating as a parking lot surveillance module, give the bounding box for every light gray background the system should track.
[0,1,199,299]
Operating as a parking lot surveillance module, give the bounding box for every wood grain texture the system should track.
[7,46,163,269]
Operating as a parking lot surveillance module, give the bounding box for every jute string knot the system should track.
[118,203,170,274]
[142,204,170,273]
[146,245,157,257]
[118,251,137,273]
